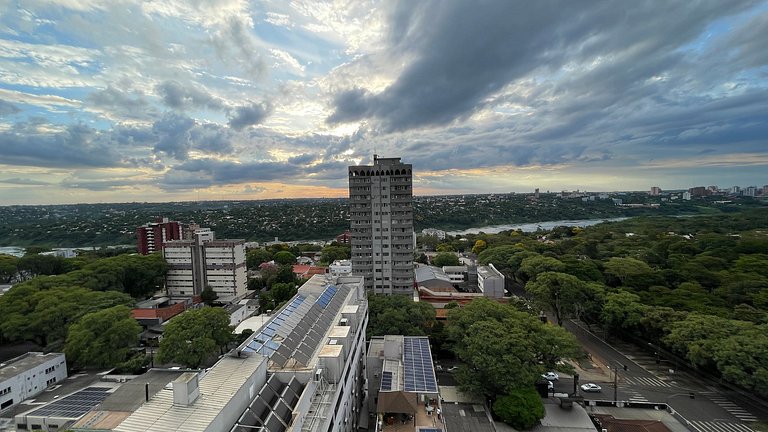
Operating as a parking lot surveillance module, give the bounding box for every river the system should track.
[445,217,628,236]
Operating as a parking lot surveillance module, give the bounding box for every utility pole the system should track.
[610,361,627,403]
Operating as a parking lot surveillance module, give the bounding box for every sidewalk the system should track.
[565,354,611,384]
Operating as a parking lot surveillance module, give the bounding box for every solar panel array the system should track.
[380,371,393,391]
[403,337,438,393]
[242,295,307,357]
[26,386,111,418]
[242,284,347,368]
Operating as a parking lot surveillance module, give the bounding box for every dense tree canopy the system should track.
[367,294,436,338]
[460,208,768,397]
[65,305,142,368]
[156,307,233,368]
[432,252,460,267]
[445,298,580,398]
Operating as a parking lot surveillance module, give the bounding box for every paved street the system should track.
[564,319,767,432]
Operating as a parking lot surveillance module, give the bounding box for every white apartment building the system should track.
[164,229,247,304]
[477,264,505,298]
[421,228,446,240]
[0,352,67,412]
[328,259,352,276]
[111,274,368,432]
[348,155,414,295]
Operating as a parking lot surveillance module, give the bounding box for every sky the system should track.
[0,0,767,205]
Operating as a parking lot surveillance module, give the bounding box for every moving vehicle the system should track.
[580,383,602,392]
[541,371,559,381]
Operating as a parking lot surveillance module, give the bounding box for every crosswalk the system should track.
[701,392,758,422]
[623,376,672,388]
[689,420,755,432]
[625,390,649,403]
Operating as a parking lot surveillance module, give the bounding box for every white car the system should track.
[541,372,559,381]
[580,383,602,393]
[547,381,554,391]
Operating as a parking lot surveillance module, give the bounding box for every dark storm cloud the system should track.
[151,113,235,160]
[328,0,759,132]
[88,85,151,119]
[227,101,272,130]
[156,80,225,111]
[0,99,20,116]
[0,123,127,168]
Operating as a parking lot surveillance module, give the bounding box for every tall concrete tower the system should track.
[348,155,414,295]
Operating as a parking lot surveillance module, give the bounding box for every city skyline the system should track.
[1,1,767,205]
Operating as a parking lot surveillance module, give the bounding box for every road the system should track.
[565,318,766,432]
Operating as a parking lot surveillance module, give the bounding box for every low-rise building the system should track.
[110,273,369,432]
[442,265,467,284]
[328,259,352,276]
[367,336,442,431]
[0,352,67,412]
[477,264,505,298]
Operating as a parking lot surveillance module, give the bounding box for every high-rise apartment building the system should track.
[348,155,414,295]
[136,217,183,255]
[650,186,661,196]
[163,228,247,303]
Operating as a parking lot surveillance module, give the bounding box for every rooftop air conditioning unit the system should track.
[315,369,323,382]
[340,318,349,326]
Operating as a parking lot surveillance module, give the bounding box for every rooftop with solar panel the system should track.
[367,335,444,432]
[104,273,369,432]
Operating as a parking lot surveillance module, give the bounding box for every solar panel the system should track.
[402,337,438,393]
[380,371,393,391]
[26,386,111,418]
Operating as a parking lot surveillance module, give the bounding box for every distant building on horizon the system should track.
[163,228,247,304]
[348,155,414,295]
[649,186,661,196]
[136,217,183,255]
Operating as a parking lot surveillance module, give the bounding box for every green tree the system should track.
[320,245,351,264]
[157,307,233,368]
[65,305,142,368]
[663,313,752,370]
[446,298,579,397]
[432,252,460,267]
[436,243,455,252]
[603,257,654,286]
[273,251,297,265]
[246,248,273,269]
[367,295,436,338]
[0,254,18,283]
[271,282,297,305]
[201,285,218,306]
[601,291,646,336]
[712,324,768,394]
[525,272,589,326]
[493,389,545,430]
[519,256,566,282]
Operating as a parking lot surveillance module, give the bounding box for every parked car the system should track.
[541,371,559,381]
[580,383,602,392]
[548,381,554,391]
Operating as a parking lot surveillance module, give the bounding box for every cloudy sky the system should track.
[1,0,767,205]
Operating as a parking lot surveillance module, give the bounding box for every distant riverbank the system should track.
[445,217,628,236]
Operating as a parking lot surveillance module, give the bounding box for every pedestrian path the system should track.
[701,392,758,422]
[689,420,755,432]
[625,390,649,403]
[623,376,672,388]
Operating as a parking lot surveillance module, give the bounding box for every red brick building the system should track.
[136,217,183,255]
